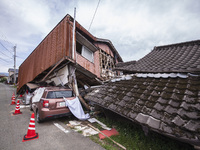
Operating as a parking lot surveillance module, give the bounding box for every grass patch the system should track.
[89,134,120,150]
[58,112,194,150]
[92,114,194,150]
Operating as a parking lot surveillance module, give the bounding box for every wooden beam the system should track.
[41,57,65,82]
[78,95,90,110]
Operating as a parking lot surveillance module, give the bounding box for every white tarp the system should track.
[24,92,33,104]
[64,97,90,120]
[32,87,45,103]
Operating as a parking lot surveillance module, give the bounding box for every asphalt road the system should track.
[0,83,104,150]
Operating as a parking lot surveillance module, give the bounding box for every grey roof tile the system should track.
[108,103,117,110]
[153,103,165,111]
[168,100,181,107]
[160,122,173,134]
[184,120,200,132]
[135,113,149,124]
[157,97,169,104]
[172,116,186,126]
[182,95,197,103]
[141,106,152,114]
[127,111,137,119]
[150,109,163,120]
[164,105,178,115]
[115,40,200,74]
[147,116,161,129]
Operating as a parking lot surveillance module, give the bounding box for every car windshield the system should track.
[46,90,74,99]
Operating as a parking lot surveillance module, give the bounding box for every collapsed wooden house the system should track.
[17,14,123,95]
[85,40,200,149]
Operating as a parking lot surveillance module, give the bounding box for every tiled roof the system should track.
[116,60,136,68]
[85,75,200,147]
[116,40,200,73]
[8,68,19,73]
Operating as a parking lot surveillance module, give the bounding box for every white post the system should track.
[72,7,76,60]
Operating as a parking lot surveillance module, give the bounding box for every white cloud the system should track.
[0,0,200,72]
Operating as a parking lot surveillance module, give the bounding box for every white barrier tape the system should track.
[28,127,35,130]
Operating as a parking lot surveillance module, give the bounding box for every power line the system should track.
[0,41,13,54]
[0,50,13,59]
[88,0,101,31]
[0,30,14,46]
[0,57,12,63]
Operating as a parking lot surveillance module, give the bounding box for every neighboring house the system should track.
[85,40,200,149]
[8,68,18,84]
[17,14,122,93]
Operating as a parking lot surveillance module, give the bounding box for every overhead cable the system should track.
[0,50,13,59]
[0,57,12,63]
[0,41,13,54]
[88,0,101,31]
[0,31,14,46]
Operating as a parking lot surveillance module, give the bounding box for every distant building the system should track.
[0,73,8,78]
[8,68,18,84]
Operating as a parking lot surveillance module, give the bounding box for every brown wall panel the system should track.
[18,16,72,92]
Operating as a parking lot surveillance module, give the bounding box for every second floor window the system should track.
[76,41,94,63]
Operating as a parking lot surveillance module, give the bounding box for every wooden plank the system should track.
[88,124,126,150]
[41,57,65,82]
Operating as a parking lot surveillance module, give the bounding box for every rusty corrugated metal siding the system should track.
[18,14,123,93]
[18,16,73,92]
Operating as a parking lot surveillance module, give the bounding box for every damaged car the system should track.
[30,87,75,122]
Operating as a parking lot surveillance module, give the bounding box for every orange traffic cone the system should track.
[10,93,16,105]
[22,113,39,142]
[13,100,22,115]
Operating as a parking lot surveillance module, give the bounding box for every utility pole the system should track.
[13,45,16,85]
[72,7,76,60]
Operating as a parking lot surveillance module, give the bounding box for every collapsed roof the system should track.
[85,40,200,148]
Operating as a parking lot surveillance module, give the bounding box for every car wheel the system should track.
[36,110,42,123]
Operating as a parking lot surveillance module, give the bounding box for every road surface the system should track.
[0,83,104,150]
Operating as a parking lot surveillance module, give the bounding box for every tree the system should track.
[0,77,7,83]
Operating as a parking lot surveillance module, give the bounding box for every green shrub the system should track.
[0,77,7,83]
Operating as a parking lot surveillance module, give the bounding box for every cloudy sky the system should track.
[0,0,200,73]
